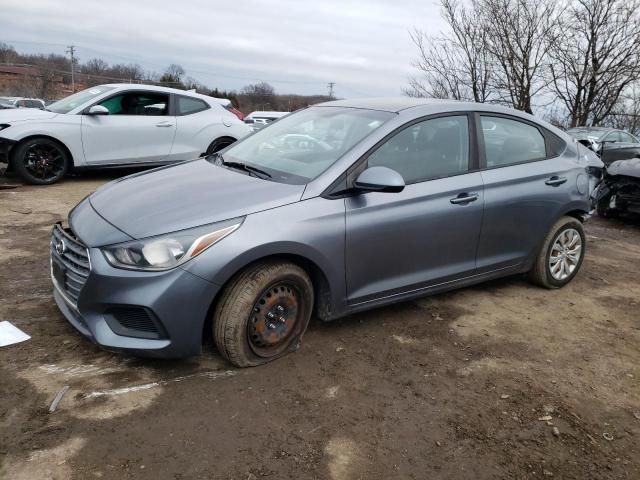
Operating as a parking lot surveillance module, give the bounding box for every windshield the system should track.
[220,107,393,184]
[47,86,116,114]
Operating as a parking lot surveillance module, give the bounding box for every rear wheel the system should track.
[14,138,69,185]
[528,216,586,289]
[206,137,236,155]
[213,261,314,367]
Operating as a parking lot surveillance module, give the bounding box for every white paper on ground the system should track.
[0,321,31,347]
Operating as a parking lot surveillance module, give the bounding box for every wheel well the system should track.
[11,135,73,167]
[564,209,589,223]
[208,136,237,149]
[202,253,333,346]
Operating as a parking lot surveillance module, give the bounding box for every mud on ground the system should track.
[1,172,639,479]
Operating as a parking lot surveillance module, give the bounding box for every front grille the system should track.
[51,224,90,305]
[104,306,164,339]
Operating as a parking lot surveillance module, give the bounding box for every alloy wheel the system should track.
[548,228,582,281]
[23,143,66,182]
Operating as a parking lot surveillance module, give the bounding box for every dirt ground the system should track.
[1,171,639,480]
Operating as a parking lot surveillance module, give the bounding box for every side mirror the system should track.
[354,166,405,193]
[86,105,110,115]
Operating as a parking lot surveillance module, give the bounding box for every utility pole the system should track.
[66,45,76,93]
[327,82,335,99]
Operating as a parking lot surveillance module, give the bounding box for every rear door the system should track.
[345,114,484,305]
[81,91,176,165]
[476,114,576,273]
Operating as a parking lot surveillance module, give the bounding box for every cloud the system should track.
[1,0,445,97]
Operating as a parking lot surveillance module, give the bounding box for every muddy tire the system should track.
[13,137,69,185]
[213,261,314,367]
[206,137,236,155]
[528,216,586,289]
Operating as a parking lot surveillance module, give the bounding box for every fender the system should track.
[0,117,85,166]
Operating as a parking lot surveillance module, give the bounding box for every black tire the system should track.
[13,137,69,185]
[213,261,314,367]
[206,137,236,155]
[528,216,586,289]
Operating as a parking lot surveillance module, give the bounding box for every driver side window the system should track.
[99,93,169,116]
[368,116,470,184]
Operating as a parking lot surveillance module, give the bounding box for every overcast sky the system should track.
[1,0,446,97]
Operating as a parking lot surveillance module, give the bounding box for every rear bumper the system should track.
[52,246,221,359]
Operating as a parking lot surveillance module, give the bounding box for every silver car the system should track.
[50,98,593,367]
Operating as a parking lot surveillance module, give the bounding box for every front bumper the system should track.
[0,137,16,173]
[51,233,221,358]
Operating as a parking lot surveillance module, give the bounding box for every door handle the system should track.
[545,176,567,186]
[450,192,479,205]
[156,122,174,127]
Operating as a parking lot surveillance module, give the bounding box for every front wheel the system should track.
[528,216,586,289]
[213,261,314,367]
[13,138,69,185]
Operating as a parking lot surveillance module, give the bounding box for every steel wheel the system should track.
[248,282,303,358]
[548,228,582,281]
[213,261,314,367]
[22,142,67,182]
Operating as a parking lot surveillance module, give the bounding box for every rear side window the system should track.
[177,96,209,115]
[368,115,470,184]
[481,116,546,167]
[617,132,636,143]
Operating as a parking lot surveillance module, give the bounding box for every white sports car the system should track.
[0,84,251,184]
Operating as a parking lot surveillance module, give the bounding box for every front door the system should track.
[345,114,484,305]
[81,91,176,165]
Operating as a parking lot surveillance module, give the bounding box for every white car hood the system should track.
[0,108,59,123]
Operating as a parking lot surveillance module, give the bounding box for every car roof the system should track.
[568,126,612,132]
[315,97,571,140]
[98,83,229,105]
[315,97,541,117]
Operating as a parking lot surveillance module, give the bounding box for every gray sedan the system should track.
[51,98,593,366]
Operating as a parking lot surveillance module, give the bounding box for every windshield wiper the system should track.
[218,156,272,179]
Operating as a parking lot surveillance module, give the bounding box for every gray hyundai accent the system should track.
[50,98,597,367]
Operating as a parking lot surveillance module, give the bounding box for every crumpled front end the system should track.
[0,136,16,175]
[594,158,640,216]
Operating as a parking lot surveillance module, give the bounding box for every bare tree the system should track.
[478,0,560,114]
[603,84,640,135]
[405,0,494,102]
[548,0,640,127]
[159,63,185,86]
[0,42,18,63]
[239,82,277,111]
[82,58,108,76]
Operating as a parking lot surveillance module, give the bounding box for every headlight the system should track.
[102,218,243,271]
[0,124,10,131]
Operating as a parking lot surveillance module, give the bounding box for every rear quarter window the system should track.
[177,96,209,115]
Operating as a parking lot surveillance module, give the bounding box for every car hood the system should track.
[607,158,640,179]
[0,108,58,122]
[89,159,306,239]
